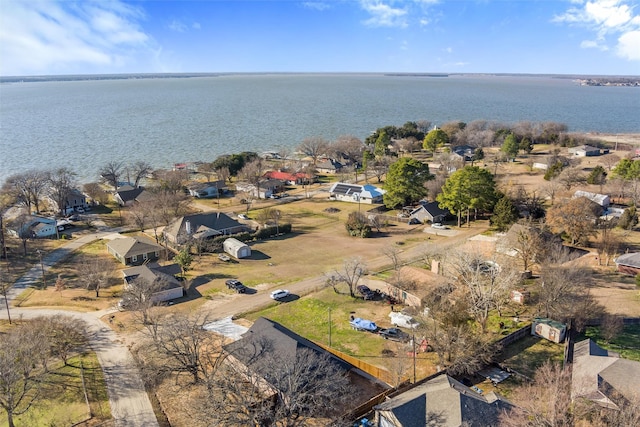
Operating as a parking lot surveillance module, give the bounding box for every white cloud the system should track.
[303,2,331,11]
[192,22,201,30]
[169,20,188,33]
[0,0,156,76]
[553,0,640,62]
[401,40,409,50]
[360,0,408,28]
[445,47,453,53]
[617,30,640,60]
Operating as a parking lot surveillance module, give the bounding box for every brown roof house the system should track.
[106,235,165,266]
[372,265,453,309]
[571,339,640,409]
[223,317,390,422]
[163,212,246,246]
[374,373,512,427]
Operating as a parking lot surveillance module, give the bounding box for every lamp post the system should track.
[36,249,46,289]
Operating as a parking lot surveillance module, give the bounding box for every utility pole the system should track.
[413,332,417,383]
[328,307,332,347]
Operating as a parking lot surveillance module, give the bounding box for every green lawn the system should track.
[583,324,640,361]
[0,352,111,427]
[497,334,565,378]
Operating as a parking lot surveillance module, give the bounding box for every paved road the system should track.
[1,229,159,427]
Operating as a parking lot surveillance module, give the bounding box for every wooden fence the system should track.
[314,341,394,385]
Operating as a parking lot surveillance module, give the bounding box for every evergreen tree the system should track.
[544,161,564,181]
[383,158,434,209]
[175,249,194,278]
[490,195,519,232]
[618,205,638,230]
[423,128,449,153]
[437,166,498,227]
[501,133,519,160]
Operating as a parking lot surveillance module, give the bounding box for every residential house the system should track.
[452,145,477,162]
[374,372,512,427]
[408,201,449,224]
[8,215,57,239]
[121,263,184,303]
[114,185,148,207]
[163,212,246,246]
[315,158,343,174]
[568,145,601,157]
[46,188,88,215]
[106,235,165,266]
[262,170,314,185]
[223,317,390,420]
[573,190,610,209]
[571,339,640,409]
[371,266,453,308]
[235,179,284,199]
[329,183,386,204]
[613,252,640,275]
[187,180,227,198]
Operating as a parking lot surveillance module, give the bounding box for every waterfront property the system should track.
[106,235,164,266]
[329,183,386,204]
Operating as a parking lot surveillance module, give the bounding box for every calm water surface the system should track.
[1,74,638,183]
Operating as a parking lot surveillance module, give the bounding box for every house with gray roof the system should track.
[573,190,610,209]
[121,263,184,303]
[186,180,227,198]
[374,373,512,427]
[408,201,449,224]
[224,317,390,420]
[163,212,246,246]
[568,145,601,157]
[571,339,640,409]
[614,252,640,275]
[106,235,165,265]
[114,185,149,206]
[329,183,386,204]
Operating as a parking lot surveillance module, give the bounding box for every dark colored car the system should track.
[225,279,247,293]
[357,285,375,300]
[378,328,411,342]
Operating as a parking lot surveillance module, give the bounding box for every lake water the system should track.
[1,73,639,183]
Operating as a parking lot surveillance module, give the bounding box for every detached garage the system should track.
[223,238,251,259]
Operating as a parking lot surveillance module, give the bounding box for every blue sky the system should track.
[1,0,639,76]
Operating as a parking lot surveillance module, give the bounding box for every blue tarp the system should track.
[350,317,377,331]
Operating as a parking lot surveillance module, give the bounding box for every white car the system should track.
[238,214,248,220]
[431,223,448,229]
[270,289,290,300]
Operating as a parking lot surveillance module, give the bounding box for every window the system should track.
[143,253,148,260]
[132,255,138,262]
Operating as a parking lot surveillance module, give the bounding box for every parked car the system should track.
[225,279,247,293]
[218,253,231,262]
[350,317,378,332]
[238,214,248,220]
[269,194,280,199]
[281,192,289,197]
[270,289,290,300]
[357,285,376,300]
[389,312,419,329]
[431,223,448,229]
[76,207,85,213]
[378,328,410,342]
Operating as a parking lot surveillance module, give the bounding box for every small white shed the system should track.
[223,238,251,259]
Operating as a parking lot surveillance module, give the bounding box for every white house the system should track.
[573,190,610,208]
[223,238,251,259]
[328,183,386,204]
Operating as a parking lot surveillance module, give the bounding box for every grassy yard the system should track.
[244,286,440,380]
[497,334,565,378]
[0,352,111,427]
[583,324,640,361]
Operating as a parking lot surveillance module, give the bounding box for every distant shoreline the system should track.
[2,72,639,84]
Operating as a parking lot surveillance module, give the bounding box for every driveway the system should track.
[0,231,159,427]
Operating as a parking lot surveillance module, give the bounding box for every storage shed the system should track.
[532,318,567,343]
[223,238,251,259]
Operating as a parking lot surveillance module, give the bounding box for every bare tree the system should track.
[154,169,189,195]
[47,167,77,216]
[542,179,563,206]
[546,197,600,246]
[82,182,109,205]
[600,314,624,344]
[329,135,364,165]
[123,275,169,324]
[130,161,153,187]
[503,220,560,272]
[206,337,353,426]
[370,155,394,183]
[240,158,265,198]
[558,167,587,190]
[331,257,367,298]
[0,320,50,427]
[499,361,576,427]
[127,200,149,232]
[80,255,116,298]
[31,315,88,367]
[99,161,124,192]
[298,136,329,165]
[449,251,520,332]
[2,170,49,214]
